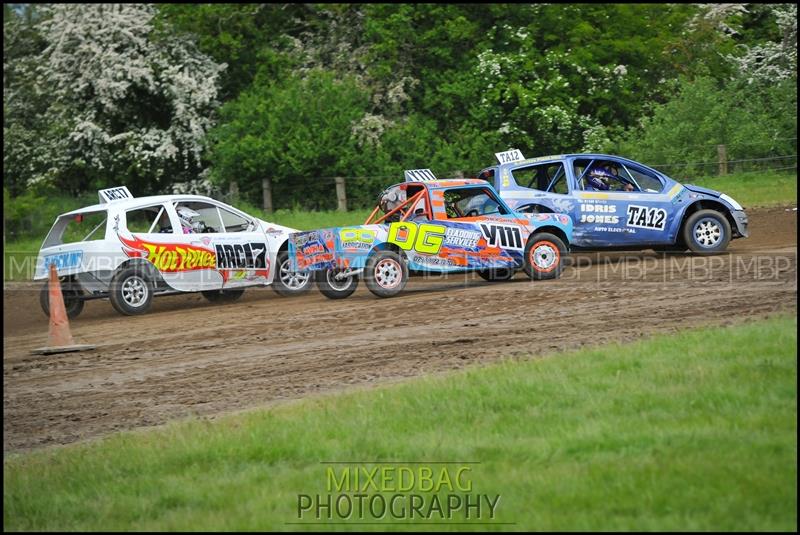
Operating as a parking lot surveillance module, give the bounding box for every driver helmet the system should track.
[586,165,615,190]
[177,206,202,233]
[379,187,406,214]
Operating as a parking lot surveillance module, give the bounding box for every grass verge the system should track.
[4,315,797,531]
[688,170,797,208]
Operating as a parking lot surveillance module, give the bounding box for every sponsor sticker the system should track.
[479,223,523,250]
[579,203,620,224]
[43,250,83,270]
[626,205,667,230]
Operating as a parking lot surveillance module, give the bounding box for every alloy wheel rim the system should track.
[693,217,723,248]
[532,244,558,270]
[121,276,148,307]
[374,259,402,289]
[280,258,310,289]
[327,270,354,291]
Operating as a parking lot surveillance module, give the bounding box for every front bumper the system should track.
[731,210,749,238]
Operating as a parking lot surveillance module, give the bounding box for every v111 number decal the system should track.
[626,205,667,231]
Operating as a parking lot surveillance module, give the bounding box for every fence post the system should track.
[262,178,273,214]
[717,144,728,176]
[335,177,347,212]
[229,180,239,203]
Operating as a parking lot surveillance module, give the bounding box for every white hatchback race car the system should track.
[34,186,313,317]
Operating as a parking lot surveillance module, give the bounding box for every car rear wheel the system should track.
[523,232,567,280]
[683,209,731,254]
[271,249,313,297]
[364,250,408,298]
[39,278,85,319]
[109,266,154,315]
[201,288,246,302]
[477,267,515,282]
[316,269,359,299]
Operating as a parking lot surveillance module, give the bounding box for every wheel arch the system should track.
[115,257,166,286]
[529,225,570,248]
[677,200,738,239]
[369,241,406,260]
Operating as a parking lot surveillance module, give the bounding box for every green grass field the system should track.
[4,315,796,531]
[688,170,797,208]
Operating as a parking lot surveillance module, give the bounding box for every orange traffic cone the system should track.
[31,264,95,355]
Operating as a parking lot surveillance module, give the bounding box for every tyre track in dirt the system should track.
[3,206,796,453]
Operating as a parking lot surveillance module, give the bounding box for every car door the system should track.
[118,202,213,292]
[169,200,272,290]
[569,157,673,247]
[441,186,525,270]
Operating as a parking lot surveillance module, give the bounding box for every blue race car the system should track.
[478,150,748,253]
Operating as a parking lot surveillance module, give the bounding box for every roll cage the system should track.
[364,184,431,224]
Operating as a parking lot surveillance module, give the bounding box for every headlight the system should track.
[720,193,743,211]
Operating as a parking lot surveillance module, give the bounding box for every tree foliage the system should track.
[4,3,224,196]
[3,3,796,211]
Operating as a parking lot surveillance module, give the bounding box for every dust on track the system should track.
[4,206,797,453]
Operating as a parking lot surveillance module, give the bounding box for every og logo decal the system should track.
[387,222,446,254]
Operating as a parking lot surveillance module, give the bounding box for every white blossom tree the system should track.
[8,3,225,194]
[728,4,797,84]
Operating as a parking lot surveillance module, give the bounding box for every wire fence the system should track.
[5,145,797,242]
[211,149,797,211]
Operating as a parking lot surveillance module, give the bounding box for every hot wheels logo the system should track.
[119,235,216,272]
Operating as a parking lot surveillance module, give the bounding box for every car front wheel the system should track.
[109,266,154,315]
[523,232,567,280]
[683,209,731,254]
[271,250,313,297]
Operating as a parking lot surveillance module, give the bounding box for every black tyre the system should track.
[683,209,731,254]
[364,250,409,298]
[109,266,154,315]
[316,269,359,299]
[477,267,516,282]
[523,232,567,280]
[39,279,85,319]
[201,288,246,302]
[271,249,313,297]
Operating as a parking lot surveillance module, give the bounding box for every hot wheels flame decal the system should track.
[119,234,270,281]
[119,235,216,272]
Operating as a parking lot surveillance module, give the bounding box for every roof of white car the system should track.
[61,194,219,217]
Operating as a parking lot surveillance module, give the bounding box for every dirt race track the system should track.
[4,206,797,453]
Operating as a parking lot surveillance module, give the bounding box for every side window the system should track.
[549,174,569,194]
[443,188,509,218]
[47,211,108,246]
[511,163,563,191]
[624,166,664,193]
[572,159,594,190]
[126,205,172,234]
[174,201,224,234]
[218,207,253,232]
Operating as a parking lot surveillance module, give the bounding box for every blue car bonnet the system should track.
[683,184,721,197]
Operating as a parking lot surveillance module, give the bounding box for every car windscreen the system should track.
[41,209,108,248]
